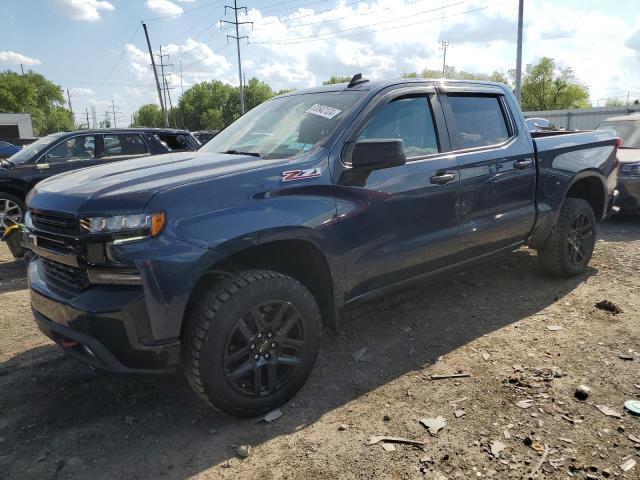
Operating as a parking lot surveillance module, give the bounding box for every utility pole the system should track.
[66,89,74,120]
[20,62,24,75]
[515,0,524,104]
[440,40,449,77]
[85,108,90,129]
[157,47,173,113]
[223,0,252,115]
[164,77,177,129]
[179,59,184,97]
[142,21,169,127]
[91,106,97,128]
[108,100,120,128]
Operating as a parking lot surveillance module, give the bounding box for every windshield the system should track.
[597,120,640,148]
[201,90,366,159]
[7,133,65,164]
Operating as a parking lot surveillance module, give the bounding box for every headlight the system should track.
[620,162,640,177]
[80,211,165,237]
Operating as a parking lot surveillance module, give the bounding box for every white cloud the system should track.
[0,50,41,66]
[69,87,94,96]
[146,0,183,17]
[50,0,114,22]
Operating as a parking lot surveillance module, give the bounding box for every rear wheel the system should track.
[0,193,25,231]
[182,270,322,416]
[537,198,596,277]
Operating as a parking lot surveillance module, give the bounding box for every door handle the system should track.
[513,159,533,170]
[430,172,456,185]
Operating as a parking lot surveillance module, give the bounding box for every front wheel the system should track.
[0,193,25,231]
[182,270,322,416]
[537,198,597,277]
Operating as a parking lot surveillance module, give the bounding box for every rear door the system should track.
[334,86,461,300]
[438,85,536,257]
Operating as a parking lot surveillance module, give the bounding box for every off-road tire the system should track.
[537,198,597,277]
[0,192,25,232]
[182,270,322,416]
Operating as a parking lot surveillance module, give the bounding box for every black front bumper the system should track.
[617,177,640,212]
[29,258,179,374]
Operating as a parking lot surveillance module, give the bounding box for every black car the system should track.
[0,128,198,229]
[597,114,640,213]
[192,130,218,146]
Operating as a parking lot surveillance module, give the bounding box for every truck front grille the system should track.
[30,210,79,236]
[41,258,90,292]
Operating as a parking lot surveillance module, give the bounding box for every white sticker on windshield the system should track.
[305,104,342,119]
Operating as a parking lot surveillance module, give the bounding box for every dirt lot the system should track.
[1,218,640,479]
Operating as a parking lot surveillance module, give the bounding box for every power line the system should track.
[254,0,367,26]
[223,0,252,114]
[95,24,141,92]
[258,0,356,17]
[253,3,498,45]
[252,0,460,30]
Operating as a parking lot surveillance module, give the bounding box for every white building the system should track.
[0,113,34,140]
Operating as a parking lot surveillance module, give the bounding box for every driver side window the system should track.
[357,95,439,158]
[43,135,96,164]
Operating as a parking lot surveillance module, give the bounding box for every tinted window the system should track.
[448,95,510,149]
[103,134,149,157]
[357,96,439,158]
[156,134,194,152]
[597,121,640,148]
[43,135,97,164]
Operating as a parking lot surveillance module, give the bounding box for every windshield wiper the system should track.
[221,150,262,158]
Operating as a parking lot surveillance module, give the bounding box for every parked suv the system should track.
[25,77,617,416]
[0,128,198,230]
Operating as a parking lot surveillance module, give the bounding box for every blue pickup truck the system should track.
[24,76,618,416]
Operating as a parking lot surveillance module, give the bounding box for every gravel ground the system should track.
[1,217,639,480]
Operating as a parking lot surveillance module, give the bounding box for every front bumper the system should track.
[29,258,179,373]
[617,177,640,212]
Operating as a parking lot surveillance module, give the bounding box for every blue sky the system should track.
[1,0,639,128]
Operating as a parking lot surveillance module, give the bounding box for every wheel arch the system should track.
[182,235,340,337]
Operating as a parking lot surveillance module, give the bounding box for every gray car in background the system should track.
[597,114,640,213]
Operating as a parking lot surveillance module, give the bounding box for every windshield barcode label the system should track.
[305,104,342,119]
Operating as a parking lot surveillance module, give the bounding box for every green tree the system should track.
[0,70,74,135]
[132,103,164,128]
[517,57,590,111]
[401,67,510,85]
[322,75,352,85]
[604,98,624,107]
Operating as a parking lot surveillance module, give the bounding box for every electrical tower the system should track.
[223,0,252,115]
[440,40,449,77]
[107,101,120,128]
[91,106,97,128]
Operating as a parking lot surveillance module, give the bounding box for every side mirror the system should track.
[351,139,407,170]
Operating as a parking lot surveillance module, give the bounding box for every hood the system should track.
[28,151,281,215]
[617,148,640,164]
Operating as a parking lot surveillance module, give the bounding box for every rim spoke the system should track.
[281,337,305,350]
[271,302,290,329]
[277,311,299,337]
[266,363,277,393]
[277,353,301,368]
[226,345,251,364]
[253,365,262,395]
[235,318,255,342]
[228,360,253,380]
[250,306,268,330]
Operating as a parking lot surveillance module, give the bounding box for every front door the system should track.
[333,87,461,301]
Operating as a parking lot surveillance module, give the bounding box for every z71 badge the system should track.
[281,168,322,182]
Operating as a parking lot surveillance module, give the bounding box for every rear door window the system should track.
[42,135,97,164]
[156,134,194,152]
[103,134,149,158]
[446,95,511,149]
